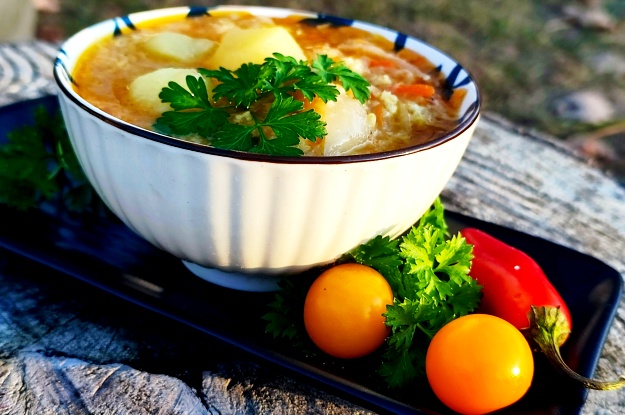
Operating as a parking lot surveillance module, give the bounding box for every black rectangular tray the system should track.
[1,96,622,415]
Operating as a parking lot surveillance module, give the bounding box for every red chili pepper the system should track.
[461,227,572,331]
[462,227,625,391]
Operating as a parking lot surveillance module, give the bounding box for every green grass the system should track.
[52,0,625,141]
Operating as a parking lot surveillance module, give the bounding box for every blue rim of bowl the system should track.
[54,6,481,165]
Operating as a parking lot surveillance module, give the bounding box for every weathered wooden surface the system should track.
[0,41,58,106]
[0,255,377,415]
[1,41,625,414]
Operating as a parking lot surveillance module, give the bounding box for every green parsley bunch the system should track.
[154,53,370,156]
[349,199,481,387]
[263,198,481,389]
[0,105,97,211]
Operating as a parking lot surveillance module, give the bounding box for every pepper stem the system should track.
[528,305,625,391]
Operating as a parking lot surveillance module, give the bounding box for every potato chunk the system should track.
[143,32,216,63]
[209,26,307,70]
[322,92,373,156]
[129,68,211,115]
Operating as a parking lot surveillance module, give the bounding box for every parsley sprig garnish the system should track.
[0,105,99,212]
[312,54,370,104]
[155,76,230,138]
[350,198,481,388]
[263,199,481,389]
[154,53,370,156]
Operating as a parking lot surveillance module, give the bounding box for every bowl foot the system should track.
[182,260,282,292]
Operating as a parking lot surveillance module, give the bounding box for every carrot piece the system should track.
[369,59,397,68]
[372,102,385,126]
[392,84,436,98]
[448,88,467,110]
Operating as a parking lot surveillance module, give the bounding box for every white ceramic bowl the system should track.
[54,5,480,291]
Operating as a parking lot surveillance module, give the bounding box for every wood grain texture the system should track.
[0,256,375,415]
[0,41,58,106]
[1,354,210,415]
[202,362,376,415]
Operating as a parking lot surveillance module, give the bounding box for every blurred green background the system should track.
[32,0,625,180]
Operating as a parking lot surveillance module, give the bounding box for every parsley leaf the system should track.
[346,198,481,387]
[0,110,58,208]
[0,105,100,212]
[312,54,371,104]
[416,196,449,235]
[380,297,434,386]
[200,54,340,106]
[349,235,404,297]
[261,273,322,357]
[154,76,230,137]
[155,54,370,156]
[263,278,306,340]
[199,65,263,108]
[263,54,339,103]
[258,95,325,143]
[160,76,211,109]
[380,200,481,387]
[210,95,325,155]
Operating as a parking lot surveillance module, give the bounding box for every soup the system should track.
[72,12,467,156]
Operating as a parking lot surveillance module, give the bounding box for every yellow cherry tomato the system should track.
[425,314,534,415]
[303,263,394,359]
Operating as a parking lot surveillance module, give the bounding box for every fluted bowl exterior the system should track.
[54,6,480,281]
